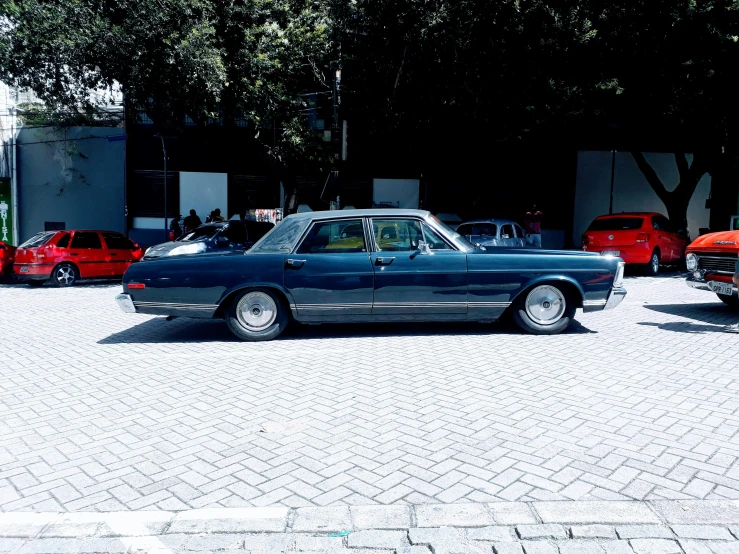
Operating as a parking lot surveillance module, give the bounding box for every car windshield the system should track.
[250,217,311,254]
[588,217,644,231]
[19,232,55,248]
[178,225,221,242]
[428,215,474,250]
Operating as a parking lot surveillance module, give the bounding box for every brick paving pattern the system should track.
[1,273,739,513]
[2,501,739,553]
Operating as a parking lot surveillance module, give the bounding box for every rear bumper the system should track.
[686,275,738,296]
[582,246,651,264]
[13,264,52,280]
[115,294,137,313]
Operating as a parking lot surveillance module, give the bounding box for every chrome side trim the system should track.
[583,300,607,307]
[133,301,218,310]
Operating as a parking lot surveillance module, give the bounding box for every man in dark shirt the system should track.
[183,209,202,233]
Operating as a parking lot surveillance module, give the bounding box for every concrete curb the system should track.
[2,500,739,538]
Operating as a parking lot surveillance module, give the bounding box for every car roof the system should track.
[459,219,520,226]
[594,212,663,218]
[285,209,431,221]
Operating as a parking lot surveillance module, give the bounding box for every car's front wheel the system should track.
[225,288,288,341]
[512,284,576,335]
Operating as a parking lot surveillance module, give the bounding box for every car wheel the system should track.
[512,284,576,335]
[644,249,660,276]
[225,288,288,341]
[52,263,78,287]
[717,294,739,309]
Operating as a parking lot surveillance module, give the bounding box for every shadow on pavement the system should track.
[639,302,737,333]
[99,316,596,344]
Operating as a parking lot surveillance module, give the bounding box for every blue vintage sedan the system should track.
[116,209,626,340]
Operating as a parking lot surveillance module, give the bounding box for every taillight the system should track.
[636,232,649,243]
[128,283,145,289]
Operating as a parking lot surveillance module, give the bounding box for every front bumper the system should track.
[115,293,137,313]
[686,276,738,297]
[604,287,627,310]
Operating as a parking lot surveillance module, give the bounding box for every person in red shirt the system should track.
[524,204,543,248]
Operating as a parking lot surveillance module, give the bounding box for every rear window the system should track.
[588,217,644,231]
[19,232,55,248]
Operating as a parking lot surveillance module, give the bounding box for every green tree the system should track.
[0,0,336,172]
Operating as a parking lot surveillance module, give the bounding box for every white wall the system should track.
[373,178,419,209]
[180,172,228,220]
[573,151,711,245]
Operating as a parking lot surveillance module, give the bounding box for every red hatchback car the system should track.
[14,230,144,286]
[0,241,16,280]
[582,212,688,275]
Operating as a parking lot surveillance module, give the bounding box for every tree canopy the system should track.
[2,0,739,173]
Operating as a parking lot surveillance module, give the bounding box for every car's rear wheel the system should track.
[51,263,78,287]
[717,294,739,309]
[225,288,288,341]
[512,284,576,335]
[644,249,660,276]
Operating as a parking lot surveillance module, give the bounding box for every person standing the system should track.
[169,214,183,240]
[524,204,543,248]
[183,209,202,233]
[212,208,226,222]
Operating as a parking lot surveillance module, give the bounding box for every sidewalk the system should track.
[2,500,739,553]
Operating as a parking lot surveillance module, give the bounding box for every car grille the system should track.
[697,254,738,274]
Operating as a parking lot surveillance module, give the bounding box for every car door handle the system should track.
[285,259,305,269]
[68,253,79,256]
[109,253,118,256]
[375,257,395,266]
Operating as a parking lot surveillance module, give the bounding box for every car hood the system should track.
[687,230,739,252]
[144,241,185,258]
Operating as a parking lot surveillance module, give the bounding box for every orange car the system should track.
[582,212,688,275]
[685,230,739,307]
[14,230,144,287]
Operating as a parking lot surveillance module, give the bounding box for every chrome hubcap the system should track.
[236,292,277,332]
[56,266,75,285]
[652,255,659,271]
[525,285,566,325]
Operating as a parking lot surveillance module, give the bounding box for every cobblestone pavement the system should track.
[3,501,739,553]
[1,273,739,514]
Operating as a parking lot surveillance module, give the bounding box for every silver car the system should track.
[457,219,527,248]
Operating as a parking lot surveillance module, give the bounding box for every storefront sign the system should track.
[0,178,12,245]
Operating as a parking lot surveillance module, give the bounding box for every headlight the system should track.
[613,261,625,288]
[167,242,207,256]
[686,253,697,271]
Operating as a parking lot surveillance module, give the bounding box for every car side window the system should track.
[514,224,525,238]
[71,232,102,249]
[102,232,134,250]
[56,233,71,248]
[372,219,423,252]
[296,219,367,254]
[422,224,452,250]
[501,224,514,239]
[652,217,664,231]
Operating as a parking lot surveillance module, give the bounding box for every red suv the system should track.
[0,241,16,280]
[14,230,144,287]
[582,212,688,275]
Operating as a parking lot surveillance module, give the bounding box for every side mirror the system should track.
[216,236,230,247]
[417,240,433,255]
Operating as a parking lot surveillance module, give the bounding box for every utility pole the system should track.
[153,133,177,241]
